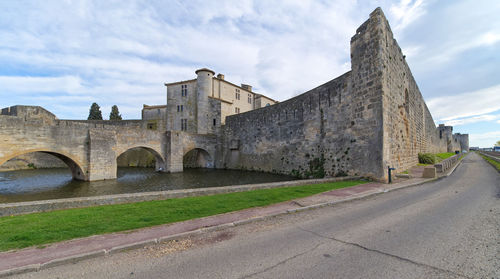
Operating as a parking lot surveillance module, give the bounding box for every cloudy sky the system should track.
[0,0,499,147]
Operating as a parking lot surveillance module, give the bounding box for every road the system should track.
[12,152,499,279]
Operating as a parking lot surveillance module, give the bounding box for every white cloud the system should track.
[443,114,500,126]
[427,84,500,121]
[401,45,421,57]
[469,130,500,148]
[0,76,85,94]
[0,0,364,119]
[429,31,500,64]
[389,0,426,31]
[0,0,497,125]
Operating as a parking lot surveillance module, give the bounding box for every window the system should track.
[177,105,184,112]
[235,89,240,100]
[213,119,216,126]
[235,107,240,114]
[248,93,252,104]
[181,119,187,131]
[181,84,188,97]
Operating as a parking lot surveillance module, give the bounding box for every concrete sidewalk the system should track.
[0,158,464,278]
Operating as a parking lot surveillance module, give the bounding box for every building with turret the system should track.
[1,8,470,182]
[164,68,277,134]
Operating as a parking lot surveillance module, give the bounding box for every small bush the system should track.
[418,153,436,164]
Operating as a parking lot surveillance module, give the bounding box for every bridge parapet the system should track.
[0,106,167,181]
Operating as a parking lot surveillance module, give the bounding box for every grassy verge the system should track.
[478,153,500,171]
[0,180,365,252]
[436,152,456,161]
[418,152,459,165]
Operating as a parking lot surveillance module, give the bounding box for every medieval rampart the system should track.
[221,69,384,179]
[220,8,466,181]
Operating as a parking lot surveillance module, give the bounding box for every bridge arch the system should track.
[0,149,87,180]
[115,146,166,172]
[183,148,214,168]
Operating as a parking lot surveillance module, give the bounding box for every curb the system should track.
[0,264,40,278]
[42,249,107,270]
[107,239,158,255]
[0,173,461,278]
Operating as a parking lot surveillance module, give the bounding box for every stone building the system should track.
[164,68,277,134]
[142,104,167,131]
[1,8,469,182]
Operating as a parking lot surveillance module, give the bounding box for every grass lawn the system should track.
[435,152,456,161]
[0,180,365,252]
[478,153,500,171]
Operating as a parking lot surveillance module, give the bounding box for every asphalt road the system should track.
[12,152,499,279]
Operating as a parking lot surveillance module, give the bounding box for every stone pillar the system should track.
[195,68,215,134]
[165,131,184,172]
[87,129,117,181]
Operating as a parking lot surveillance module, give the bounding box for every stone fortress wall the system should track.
[219,8,468,181]
[0,8,469,182]
[220,71,383,179]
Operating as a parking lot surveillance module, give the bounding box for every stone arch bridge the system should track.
[0,106,216,181]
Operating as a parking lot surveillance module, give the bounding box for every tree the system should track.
[495,140,500,147]
[109,105,122,120]
[87,103,103,120]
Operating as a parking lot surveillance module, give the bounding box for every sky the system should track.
[0,0,499,147]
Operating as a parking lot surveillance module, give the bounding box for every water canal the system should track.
[0,168,297,204]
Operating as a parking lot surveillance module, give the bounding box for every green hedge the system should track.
[418,153,436,164]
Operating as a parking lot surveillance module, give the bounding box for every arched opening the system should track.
[116,147,166,172]
[0,150,86,181]
[183,148,213,168]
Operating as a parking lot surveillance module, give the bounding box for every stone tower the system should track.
[195,68,215,134]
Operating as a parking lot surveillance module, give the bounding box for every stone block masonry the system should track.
[0,8,469,183]
[0,106,169,181]
[220,8,468,182]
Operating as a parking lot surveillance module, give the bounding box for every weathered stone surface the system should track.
[422,167,437,178]
[0,107,168,181]
[219,8,468,182]
[0,8,469,183]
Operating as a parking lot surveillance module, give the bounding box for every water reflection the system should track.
[0,168,297,203]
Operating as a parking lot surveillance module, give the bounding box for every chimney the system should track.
[217,73,225,80]
[241,84,252,92]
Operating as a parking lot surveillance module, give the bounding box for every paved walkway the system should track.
[0,158,464,277]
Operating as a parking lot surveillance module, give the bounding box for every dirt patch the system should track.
[143,239,194,258]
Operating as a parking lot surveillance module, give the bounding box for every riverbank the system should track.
[0,168,298,204]
[0,180,365,252]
